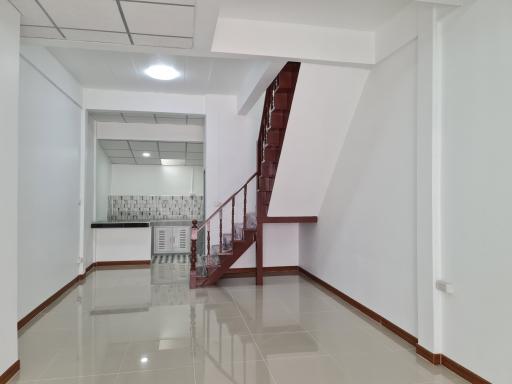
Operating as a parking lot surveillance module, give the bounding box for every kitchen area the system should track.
[89,111,204,280]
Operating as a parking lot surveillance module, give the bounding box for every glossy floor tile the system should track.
[10,264,467,384]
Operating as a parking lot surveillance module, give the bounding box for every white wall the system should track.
[269,63,369,217]
[300,41,418,335]
[96,122,204,143]
[95,145,111,220]
[83,115,96,268]
[263,224,299,267]
[18,46,83,320]
[0,1,20,375]
[203,94,299,268]
[440,1,512,382]
[110,165,203,196]
[205,95,261,268]
[204,94,261,215]
[83,88,205,115]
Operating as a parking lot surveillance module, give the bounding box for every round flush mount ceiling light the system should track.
[144,64,180,81]
[142,152,151,157]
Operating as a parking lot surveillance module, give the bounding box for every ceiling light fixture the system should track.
[161,159,186,166]
[144,65,180,81]
[142,152,151,157]
[140,357,149,364]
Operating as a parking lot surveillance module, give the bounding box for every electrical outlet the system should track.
[436,280,455,294]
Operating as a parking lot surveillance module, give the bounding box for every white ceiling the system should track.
[217,0,413,31]
[11,0,196,49]
[14,0,414,57]
[99,139,203,166]
[49,47,255,94]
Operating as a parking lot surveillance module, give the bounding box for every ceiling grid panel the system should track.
[115,0,135,44]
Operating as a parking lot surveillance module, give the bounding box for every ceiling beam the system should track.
[211,17,375,65]
[416,0,462,5]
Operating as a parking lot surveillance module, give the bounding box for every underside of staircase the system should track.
[189,62,301,288]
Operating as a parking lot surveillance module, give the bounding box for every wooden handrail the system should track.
[198,172,257,231]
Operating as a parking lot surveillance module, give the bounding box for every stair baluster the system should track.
[190,219,198,288]
[189,173,257,287]
[243,185,247,235]
[207,221,211,267]
[231,197,235,242]
[219,207,223,252]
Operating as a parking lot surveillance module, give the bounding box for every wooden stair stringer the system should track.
[199,236,256,286]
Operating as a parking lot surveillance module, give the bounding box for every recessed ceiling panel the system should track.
[39,0,126,32]
[186,159,203,166]
[49,48,253,94]
[187,143,203,153]
[186,152,202,160]
[188,117,205,127]
[131,34,193,49]
[105,149,133,157]
[123,114,156,124]
[62,29,131,45]
[155,116,186,125]
[159,151,186,160]
[133,150,158,158]
[99,140,129,150]
[90,112,124,123]
[159,142,186,152]
[135,158,161,165]
[132,0,196,4]
[111,157,136,164]
[10,0,53,26]
[121,2,194,36]
[21,26,62,39]
[129,141,158,151]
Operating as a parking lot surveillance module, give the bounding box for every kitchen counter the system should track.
[91,219,202,229]
[91,221,150,228]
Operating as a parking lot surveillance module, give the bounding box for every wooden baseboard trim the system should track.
[78,263,95,281]
[298,267,417,345]
[17,276,80,330]
[298,267,491,383]
[442,354,490,384]
[94,260,150,268]
[262,216,318,223]
[416,344,442,365]
[416,346,490,383]
[0,360,20,384]
[222,266,299,279]
[18,260,150,331]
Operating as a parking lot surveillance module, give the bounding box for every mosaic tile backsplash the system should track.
[108,195,204,221]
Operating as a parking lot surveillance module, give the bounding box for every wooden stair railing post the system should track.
[189,173,257,288]
[219,208,223,252]
[231,197,235,242]
[207,221,211,267]
[190,219,198,288]
[243,185,247,234]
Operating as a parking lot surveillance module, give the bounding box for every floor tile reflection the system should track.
[11,263,467,384]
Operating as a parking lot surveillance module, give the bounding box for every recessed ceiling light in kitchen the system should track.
[144,65,180,81]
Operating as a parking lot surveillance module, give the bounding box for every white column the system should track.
[0,0,20,374]
[416,2,444,353]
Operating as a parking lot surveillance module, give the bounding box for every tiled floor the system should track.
[10,265,468,384]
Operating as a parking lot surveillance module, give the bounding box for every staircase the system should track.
[189,62,301,288]
[257,62,301,218]
[189,173,258,288]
